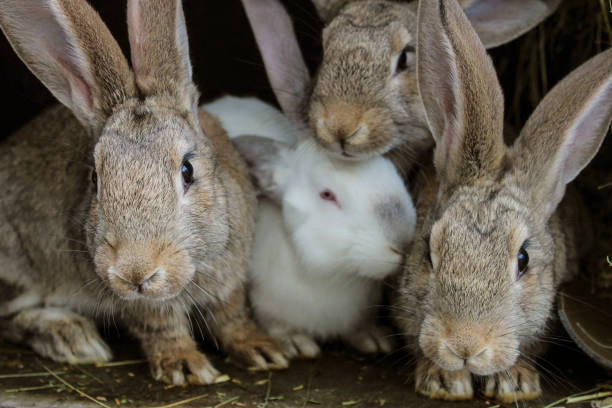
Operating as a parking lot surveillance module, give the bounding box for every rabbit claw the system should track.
[150,345,220,385]
[483,360,541,403]
[415,359,473,401]
[280,333,320,359]
[345,325,393,354]
[224,325,289,371]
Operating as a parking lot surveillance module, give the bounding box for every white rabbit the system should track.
[203,96,416,357]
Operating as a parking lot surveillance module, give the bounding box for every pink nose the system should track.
[115,267,160,292]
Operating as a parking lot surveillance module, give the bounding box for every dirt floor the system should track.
[0,331,610,408]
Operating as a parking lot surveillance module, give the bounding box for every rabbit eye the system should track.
[181,159,194,191]
[516,243,529,280]
[320,189,336,201]
[91,170,98,192]
[395,45,415,75]
[320,189,339,206]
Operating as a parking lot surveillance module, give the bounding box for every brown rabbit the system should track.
[392,0,612,403]
[240,0,559,169]
[0,0,286,385]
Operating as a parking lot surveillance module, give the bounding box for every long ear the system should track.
[127,0,196,112]
[240,0,310,125]
[233,135,291,202]
[462,0,560,48]
[513,48,612,218]
[417,0,505,186]
[311,0,353,23]
[0,0,136,133]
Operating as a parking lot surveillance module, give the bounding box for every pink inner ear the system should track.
[127,0,143,68]
[241,0,309,127]
[561,79,612,184]
[51,50,94,110]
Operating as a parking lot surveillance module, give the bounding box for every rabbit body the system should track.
[251,199,380,339]
[0,0,286,384]
[391,0,612,403]
[203,95,416,357]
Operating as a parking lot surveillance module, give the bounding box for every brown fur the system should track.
[392,0,612,403]
[0,0,286,385]
[243,0,560,173]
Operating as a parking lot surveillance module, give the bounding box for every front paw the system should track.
[225,323,289,371]
[7,307,112,364]
[415,359,473,401]
[149,344,219,385]
[345,325,393,355]
[277,332,320,359]
[483,360,541,403]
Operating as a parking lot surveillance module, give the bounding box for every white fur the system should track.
[202,96,416,342]
[203,96,297,145]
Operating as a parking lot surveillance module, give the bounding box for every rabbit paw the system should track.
[224,324,289,371]
[482,361,541,403]
[345,325,393,354]
[279,333,320,359]
[6,307,112,364]
[415,359,473,401]
[149,345,220,385]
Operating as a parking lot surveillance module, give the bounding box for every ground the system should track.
[0,332,610,408]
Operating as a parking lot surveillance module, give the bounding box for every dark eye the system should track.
[91,170,97,192]
[181,159,194,190]
[395,45,415,74]
[320,189,338,204]
[516,242,529,280]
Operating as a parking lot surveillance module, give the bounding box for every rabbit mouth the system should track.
[106,266,184,302]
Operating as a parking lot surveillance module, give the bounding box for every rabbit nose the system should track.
[444,340,488,362]
[135,268,161,292]
[316,102,368,146]
[112,266,162,292]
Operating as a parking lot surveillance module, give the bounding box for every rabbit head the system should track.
[241,0,560,161]
[0,0,231,302]
[235,136,416,279]
[396,0,612,377]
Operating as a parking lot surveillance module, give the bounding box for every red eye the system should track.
[320,189,338,204]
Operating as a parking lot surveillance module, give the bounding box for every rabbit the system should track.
[392,0,612,403]
[240,0,560,172]
[203,95,298,145]
[203,95,416,357]
[0,0,287,385]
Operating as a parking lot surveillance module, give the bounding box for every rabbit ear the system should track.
[127,0,196,111]
[311,0,354,23]
[233,135,291,202]
[417,0,505,186]
[462,0,560,48]
[241,0,310,126]
[0,0,136,133]
[513,48,612,218]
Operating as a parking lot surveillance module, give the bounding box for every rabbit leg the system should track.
[482,358,541,403]
[1,307,112,364]
[415,359,473,401]
[127,309,220,385]
[343,322,393,354]
[208,288,289,370]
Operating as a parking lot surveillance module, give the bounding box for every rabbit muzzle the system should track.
[312,101,395,160]
[419,314,520,376]
[97,240,194,302]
